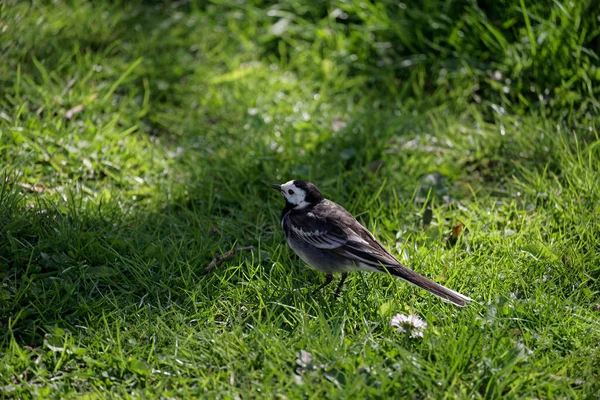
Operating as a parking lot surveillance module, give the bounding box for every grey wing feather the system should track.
[288,224,347,249]
[285,200,397,266]
[308,201,400,267]
[286,210,348,249]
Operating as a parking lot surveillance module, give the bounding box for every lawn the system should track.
[1,0,599,398]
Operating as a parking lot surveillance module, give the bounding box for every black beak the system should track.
[268,183,282,191]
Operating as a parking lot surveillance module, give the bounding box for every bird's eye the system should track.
[288,189,294,195]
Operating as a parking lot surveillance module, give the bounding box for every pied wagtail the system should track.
[269,180,471,306]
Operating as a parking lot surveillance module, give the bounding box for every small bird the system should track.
[269,180,471,306]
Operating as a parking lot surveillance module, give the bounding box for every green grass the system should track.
[1,0,599,398]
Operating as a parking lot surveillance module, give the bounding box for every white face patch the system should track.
[280,180,310,209]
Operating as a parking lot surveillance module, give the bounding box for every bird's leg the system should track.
[312,274,333,294]
[334,272,349,298]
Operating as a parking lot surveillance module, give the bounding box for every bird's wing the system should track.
[287,201,400,266]
[286,211,348,249]
[299,200,401,267]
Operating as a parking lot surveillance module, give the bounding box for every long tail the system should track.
[384,263,471,307]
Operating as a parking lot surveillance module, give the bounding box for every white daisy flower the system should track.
[390,313,427,338]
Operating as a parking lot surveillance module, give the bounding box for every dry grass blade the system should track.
[65,105,84,120]
[204,246,255,273]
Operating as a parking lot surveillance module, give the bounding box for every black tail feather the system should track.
[384,264,471,307]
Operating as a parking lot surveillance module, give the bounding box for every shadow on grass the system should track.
[0,100,468,346]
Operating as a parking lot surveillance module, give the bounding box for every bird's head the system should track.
[268,180,324,209]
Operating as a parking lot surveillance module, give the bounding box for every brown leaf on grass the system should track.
[446,221,464,247]
[204,246,254,273]
[65,104,84,120]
